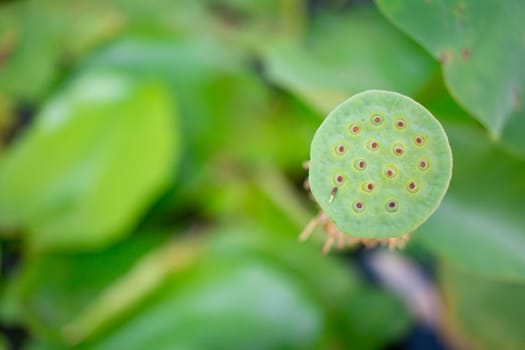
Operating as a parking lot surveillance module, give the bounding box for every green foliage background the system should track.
[0,0,524,349]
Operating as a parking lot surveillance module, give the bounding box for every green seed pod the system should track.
[308,90,452,240]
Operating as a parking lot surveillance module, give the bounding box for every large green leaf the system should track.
[440,264,525,350]
[79,37,269,163]
[85,229,410,350]
[76,37,276,221]
[0,334,7,350]
[89,258,323,350]
[416,118,525,283]
[0,0,210,101]
[264,6,438,114]
[0,0,123,101]
[188,229,411,350]
[0,93,13,152]
[9,232,167,342]
[376,0,525,157]
[338,288,411,350]
[13,227,411,349]
[0,73,178,251]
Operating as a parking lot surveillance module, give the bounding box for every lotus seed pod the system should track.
[309,90,452,239]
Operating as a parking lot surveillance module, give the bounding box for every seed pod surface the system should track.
[309,90,452,239]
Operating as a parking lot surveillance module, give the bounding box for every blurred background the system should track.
[0,0,524,349]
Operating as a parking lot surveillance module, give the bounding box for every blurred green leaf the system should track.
[208,226,360,309]
[86,229,410,350]
[89,258,323,350]
[208,229,412,350]
[0,0,212,101]
[9,232,167,343]
[0,93,13,151]
[264,6,438,114]
[76,36,279,221]
[79,37,268,163]
[0,1,124,101]
[0,73,178,251]
[192,161,313,238]
[200,0,306,51]
[15,230,323,349]
[340,288,411,350]
[376,0,525,157]
[440,264,525,350]
[0,334,7,350]
[417,119,525,283]
[13,226,411,349]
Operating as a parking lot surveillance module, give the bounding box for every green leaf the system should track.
[417,119,525,283]
[0,0,210,101]
[208,226,361,310]
[376,0,525,157]
[13,226,411,349]
[10,232,167,343]
[14,230,323,349]
[340,289,411,350]
[89,258,323,350]
[0,93,13,153]
[85,228,410,350]
[0,1,124,101]
[203,228,412,350]
[79,37,268,164]
[0,73,178,251]
[76,37,273,218]
[264,6,438,114]
[198,0,305,50]
[0,334,7,350]
[440,264,525,350]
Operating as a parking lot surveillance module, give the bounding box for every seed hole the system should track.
[393,144,404,156]
[335,174,345,185]
[371,114,383,125]
[335,144,346,155]
[367,140,379,151]
[386,200,398,212]
[419,160,429,170]
[354,159,367,171]
[395,120,406,129]
[384,167,397,178]
[353,201,365,213]
[364,182,374,192]
[408,181,418,193]
[415,135,425,146]
[349,124,361,135]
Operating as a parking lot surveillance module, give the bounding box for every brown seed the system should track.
[385,167,396,177]
[368,140,379,151]
[355,159,367,170]
[353,201,365,212]
[372,115,383,125]
[396,120,405,128]
[393,145,404,155]
[336,144,346,154]
[386,200,398,212]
